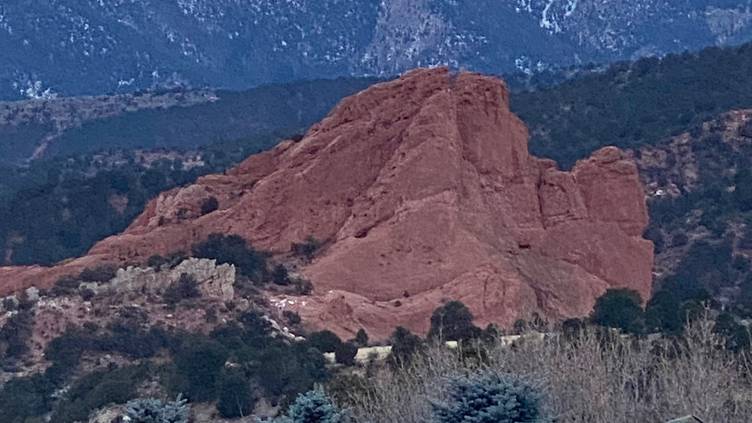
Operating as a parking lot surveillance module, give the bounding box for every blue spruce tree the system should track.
[432,372,549,423]
[274,389,348,423]
[124,395,190,423]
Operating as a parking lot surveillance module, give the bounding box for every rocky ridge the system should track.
[0,69,653,339]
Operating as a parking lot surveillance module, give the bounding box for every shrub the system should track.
[353,329,369,347]
[51,276,81,296]
[217,369,255,418]
[2,297,18,311]
[44,328,91,369]
[125,395,190,423]
[79,287,96,301]
[284,310,302,326]
[52,366,146,423]
[278,389,349,423]
[257,344,329,399]
[165,251,189,267]
[292,236,321,262]
[590,289,644,334]
[432,372,548,423]
[427,301,480,342]
[293,277,314,295]
[0,309,34,360]
[740,120,752,138]
[79,265,117,283]
[671,233,689,247]
[163,273,201,305]
[513,319,528,335]
[170,339,228,401]
[480,324,500,344]
[388,327,424,367]
[308,330,343,353]
[334,342,359,366]
[562,318,585,339]
[236,307,267,328]
[713,313,751,352]
[200,196,219,215]
[148,254,168,268]
[192,234,269,280]
[0,374,55,422]
[645,290,684,334]
[101,325,167,359]
[272,264,291,286]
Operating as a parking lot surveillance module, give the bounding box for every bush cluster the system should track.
[125,395,190,423]
[162,273,201,305]
[51,366,148,423]
[192,233,269,281]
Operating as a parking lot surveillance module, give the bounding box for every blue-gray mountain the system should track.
[1,0,752,100]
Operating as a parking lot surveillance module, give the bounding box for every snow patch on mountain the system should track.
[0,1,751,99]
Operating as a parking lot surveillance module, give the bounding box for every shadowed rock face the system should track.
[0,68,653,339]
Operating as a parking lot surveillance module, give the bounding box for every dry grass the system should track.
[339,317,752,422]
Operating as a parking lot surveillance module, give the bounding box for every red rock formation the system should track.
[0,68,653,340]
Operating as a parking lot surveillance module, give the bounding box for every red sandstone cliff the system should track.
[0,68,653,339]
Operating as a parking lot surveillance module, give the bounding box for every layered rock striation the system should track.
[0,68,653,339]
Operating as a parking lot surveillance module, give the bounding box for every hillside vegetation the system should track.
[0,137,278,265]
[0,77,374,265]
[514,42,752,168]
[0,78,375,163]
[637,111,752,316]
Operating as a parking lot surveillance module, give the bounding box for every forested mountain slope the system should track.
[0,78,375,164]
[513,42,752,168]
[2,1,752,100]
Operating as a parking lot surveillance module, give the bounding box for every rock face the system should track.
[0,68,653,339]
[102,258,236,302]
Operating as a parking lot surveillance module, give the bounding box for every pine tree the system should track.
[217,369,255,418]
[427,301,480,342]
[353,328,369,347]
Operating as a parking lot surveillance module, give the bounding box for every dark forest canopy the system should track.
[513,42,752,168]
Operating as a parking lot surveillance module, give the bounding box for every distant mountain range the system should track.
[1,0,752,100]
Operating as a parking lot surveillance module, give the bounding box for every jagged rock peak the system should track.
[0,68,653,340]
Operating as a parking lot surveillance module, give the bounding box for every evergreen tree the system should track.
[432,371,549,423]
[591,289,644,334]
[388,326,424,366]
[427,301,480,342]
[192,234,268,280]
[275,389,348,423]
[171,339,228,401]
[645,290,683,334]
[125,395,190,423]
[713,313,752,353]
[353,329,369,347]
[334,342,358,366]
[307,330,343,353]
[216,369,255,418]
